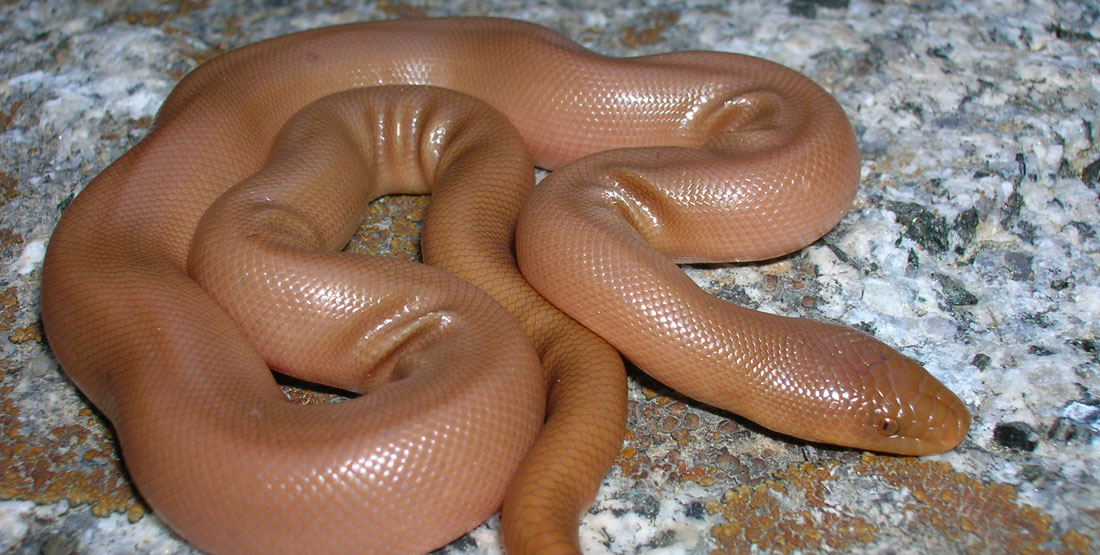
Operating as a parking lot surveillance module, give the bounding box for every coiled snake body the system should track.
[40,17,969,554]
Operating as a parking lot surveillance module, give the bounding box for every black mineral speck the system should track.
[26,530,82,555]
[618,492,661,519]
[1017,463,1062,485]
[1051,278,1072,291]
[933,273,978,306]
[788,0,849,18]
[888,201,949,254]
[1068,338,1097,356]
[1083,157,1100,188]
[1047,22,1100,42]
[685,500,706,519]
[993,421,1040,451]
[1001,178,1025,228]
[1048,417,1099,444]
[971,353,991,370]
[953,206,980,245]
[1002,191,1023,222]
[1004,251,1035,281]
[927,43,953,59]
[1023,311,1051,328]
[1067,220,1096,239]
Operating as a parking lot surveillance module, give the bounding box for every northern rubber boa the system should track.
[38,17,969,554]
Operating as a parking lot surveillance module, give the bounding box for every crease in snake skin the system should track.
[39,17,969,555]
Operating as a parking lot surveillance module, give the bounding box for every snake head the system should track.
[814,327,971,456]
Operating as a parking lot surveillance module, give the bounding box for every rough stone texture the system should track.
[1,0,1097,553]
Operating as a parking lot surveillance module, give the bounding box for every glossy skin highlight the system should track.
[39,17,968,555]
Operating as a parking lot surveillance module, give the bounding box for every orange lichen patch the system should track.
[377,0,428,18]
[177,20,243,67]
[0,391,145,520]
[1,228,22,247]
[1062,529,1091,553]
[1,99,24,131]
[1,243,42,345]
[1,286,17,309]
[0,171,18,205]
[123,0,208,26]
[708,462,875,553]
[616,427,652,479]
[708,454,1088,554]
[673,459,717,486]
[617,449,651,480]
[128,502,146,523]
[8,321,42,344]
[348,194,430,261]
[1,286,18,332]
[616,441,655,479]
[618,383,759,489]
[851,453,1068,553]
[130,116,155,129]
[620,12,680,48]
[773,460,841,508]
[638,390,677,412]
[707,476,878,553]
[223,16,240,37]
[123,11,166,26]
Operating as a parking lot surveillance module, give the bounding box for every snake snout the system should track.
[904,376,970,453]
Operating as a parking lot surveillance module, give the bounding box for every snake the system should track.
[39,17,970,555]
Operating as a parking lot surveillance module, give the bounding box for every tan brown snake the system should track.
[39,17,970,554]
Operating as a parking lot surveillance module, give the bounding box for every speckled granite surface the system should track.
[2,0,1098,553]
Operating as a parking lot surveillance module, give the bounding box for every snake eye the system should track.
[874,415,900,437]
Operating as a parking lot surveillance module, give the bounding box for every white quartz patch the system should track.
[12,239,45,275]
[0,501,34,553]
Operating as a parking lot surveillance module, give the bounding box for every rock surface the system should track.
[1,0,1097,553]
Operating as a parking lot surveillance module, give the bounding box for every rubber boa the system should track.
[39,17,969,554]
